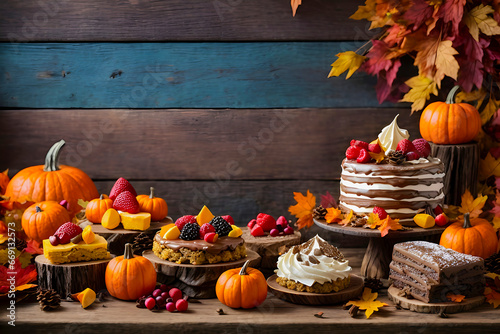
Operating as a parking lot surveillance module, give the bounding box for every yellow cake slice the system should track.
[43,235,110,265]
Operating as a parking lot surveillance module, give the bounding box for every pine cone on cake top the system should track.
[387,150,406,165]
[37,289,61,311]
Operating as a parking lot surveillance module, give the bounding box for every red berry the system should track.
[356,149,371,163]
[156,296,166,308]
[199,223,216,238]
[160,284,169,292]
[284,226,294,235]
[433,205,444,215]
[161,292,169,300]
[256,213,276,232]
[269,228,279,237]
[112,190,140,214]
[204,232,218,243]
[166,302,176,312]
[109,177,137,201]
[145,297,156,310]
[152,289,162,298]
[373,206,387,220]
[412,138,431,158]
[276,216,288,227]
[396,139,416,155]
[49,235,60,246]
[406,151,420,161]
[169,288,183,302]
[176,299,188,312]
[54,222,83,244]
[368,143,381,153]
[350,140,369,150]
[247,219,256,229]
[250,225,265,237]
[175,215,196,231]
[435,213,449,227]
[346,146,361,160]
[222,215,234,225]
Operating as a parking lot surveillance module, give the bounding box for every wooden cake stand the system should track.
[88,217,173,255]
[314,219,445,279]
[143,249,261,299]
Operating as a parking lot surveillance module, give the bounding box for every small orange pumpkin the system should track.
[439,212,498,259]
[136,187,168,221]
[0,169,9,195]
[420,86,481,145]
[86,194,113,224]
[5,140,99,217]
[22,201,70,242]
[105,243,157,300]
[216,260,267,309]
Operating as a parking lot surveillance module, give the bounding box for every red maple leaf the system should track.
[363,40,393,75]
[439,0,466,36]
[458,60,484,92]
[0,258,37,294]
[25,239,43,255]
[376,59,401,103]
[320,191,337,209]
[403,0,433,30]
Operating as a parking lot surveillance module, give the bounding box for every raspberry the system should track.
[406,151,420,161]
[350,140,369,150]
[250,225,265,237]
[221,215,234,225]
[54,222,83,244]
[346,146,361,160]
[256,213,276,232]
[247,219,256,229]
[204,232,218,243]
[109,177,137,201]
[179,223,200,240]
[396,139,416,155]
[199,223,216,238]
[373,206,387,220]
[357,148,371,163]
[368,143,381,153]
[276,216,288,228]
[175,215,196,231]
[210,216,232,237]
[112,190,140,214]
[412,138,431,158]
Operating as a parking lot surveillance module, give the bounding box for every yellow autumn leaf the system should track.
[339,210,354,226]
[485,272,500,280]
[15,283,37,292]
[328,51,366,79]
[350,0,376,21]
[346,287,388,318]
[366,212,382,229]
[491,217,500,231]
[481,98,499,125]
[434,40,459,84]
[0,234,7,244]
[465,5,500,41]
[400,75,438,113]
[456,89,487,105]
[78,199,89,209]
[325,207,342,224]
[458,189,487,219]
[479,152,500,181]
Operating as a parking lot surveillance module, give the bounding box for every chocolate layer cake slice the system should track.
[389,241,485,303]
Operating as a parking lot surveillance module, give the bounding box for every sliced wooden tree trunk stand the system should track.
[430,142,479,206]
[35,255,111,297]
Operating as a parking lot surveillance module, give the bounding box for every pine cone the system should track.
[312,205,328,220]
[132,233,153,255]
[364,277,383,291]
[485,252,500,275]
[15,238,27,251]
[37,289,61,311]
[387,150,406,165]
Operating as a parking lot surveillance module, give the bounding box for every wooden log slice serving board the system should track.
[267,274,364,305]
[388,285,485,314]
[143,249,261,299]
[35,255,111,297]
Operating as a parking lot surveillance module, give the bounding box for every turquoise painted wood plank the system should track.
[0,42,395,109]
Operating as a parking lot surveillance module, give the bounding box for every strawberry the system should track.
[112,190,140,214]
[54,222,83,244]
[396,139,416,155]
[250,224,265,237]
[175,215,196,231]
[346,146,361,160]
[109,177,137,201]
[368,143,381,153]
[412,138,431,158]
[204,232,218,243]
[357,149,371,163]
[256,213,276,232]
[350,140,369,150]
[247,219,257,229]
[435,213,449,227]
[373,206,387,220]
[199,223,216,238]
[221,215,234,225]
[406,151,420,161]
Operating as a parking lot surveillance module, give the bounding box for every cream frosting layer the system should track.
[340,190,445,202]
[276,235,351,287]
[340,179,444,192]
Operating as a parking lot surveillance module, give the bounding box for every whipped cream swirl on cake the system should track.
[378,114,410,152]
[276,235,351,287]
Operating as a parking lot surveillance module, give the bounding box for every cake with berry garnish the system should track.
[339,115,445,226]
[152,206,246,265]
[275,235,352,293]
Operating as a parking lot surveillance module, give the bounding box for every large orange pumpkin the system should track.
[420,86,481,144]
[85,194,113,224]
[439,212,498,259]
[136,187,168,221]
[22,201,70,242]
[216,260,267,309]
[105,243,157,300]
[5,140,99,217]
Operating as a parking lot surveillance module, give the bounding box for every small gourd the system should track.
[136,187,168,221]
[86,194,113,224]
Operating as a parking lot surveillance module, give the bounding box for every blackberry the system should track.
[180,223,200,241]
[210,216,232,237]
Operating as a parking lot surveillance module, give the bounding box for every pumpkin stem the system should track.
[124,243,134,259]
[239,260,250,275]
[43,140,66,172]
[463,212,471,229]
[446,86,460,104]
[149,187,155,199]
[36,206,42,213]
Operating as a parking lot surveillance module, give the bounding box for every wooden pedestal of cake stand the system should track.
[88,217,173,255]
[314,219,445,279]
[142,249,261,299]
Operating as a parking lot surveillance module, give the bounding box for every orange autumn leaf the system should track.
[346,287,388,319]
[291,0,302,17]
[484,287,500,308]
[0,169,9,195]
[25,239,43,255]
[378,215,402,237]
[325,207,342,224]
[446,293,465,303]
[289,190,316,230]
[339,210,354,226]
[366,212,382,229]
[479,152,500,181]
[459,189,487,219]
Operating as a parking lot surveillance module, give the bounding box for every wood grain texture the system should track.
[0,0,370,42]
[0,42,393,108]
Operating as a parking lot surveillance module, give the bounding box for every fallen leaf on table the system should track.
[325,207,342,224]
[484,287,500,308]
[320,191,337,209]
[446,293,465,303]
[378,215,402,237]
[458,189,487,219]
[346,287,388,319]
[289,190,316,230]
[339,210,354,226]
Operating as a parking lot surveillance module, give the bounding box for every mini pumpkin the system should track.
[105,243,157,300]
[136,187,168,221]
[439,212,498,259]
[419,86,481,145]
[216,260,267,309]
[22,201,70,242]
[85,194,113,224]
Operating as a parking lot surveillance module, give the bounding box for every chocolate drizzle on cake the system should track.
[154,233,244,254]
[299,236,346,262]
